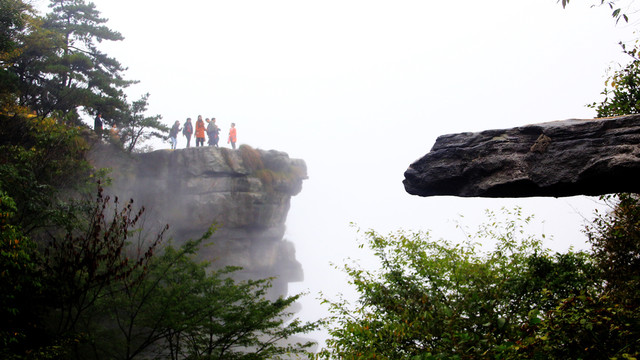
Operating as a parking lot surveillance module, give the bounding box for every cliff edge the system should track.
[88,143,307,299]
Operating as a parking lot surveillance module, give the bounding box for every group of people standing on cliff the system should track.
[169,115,237,150]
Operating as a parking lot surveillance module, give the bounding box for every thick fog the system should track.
[36,0,638,346]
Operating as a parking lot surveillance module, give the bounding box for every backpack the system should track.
[183,122,193,135]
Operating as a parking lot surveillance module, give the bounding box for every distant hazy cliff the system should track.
[88,140,308,299]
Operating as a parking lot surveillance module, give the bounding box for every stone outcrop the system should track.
[403,114,640,197]
[88,143,307,299]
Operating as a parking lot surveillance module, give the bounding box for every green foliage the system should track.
[1,0,167,149]
[589,41,640,117]
[0,0,32,52]
[0,0,33,106]
[132,237,319,360]
[3,0,129,121]
[0,176,320,359]
[317,208,628,359]
[118,93,167,152]
[236,145,304,193]
[0,111,90,234]
[35,0,133,121]
[516,293,639,359]
[0,189,44,358]
[46,226,319,359]
[43,185,165,342]
[558,0,629,23]
[587,193,640,305]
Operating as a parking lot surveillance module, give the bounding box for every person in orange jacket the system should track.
[228,122,237,149]
[195,115,206,147]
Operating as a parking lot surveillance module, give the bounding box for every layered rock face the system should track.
[404,115,640,197]
[89,144,307,299]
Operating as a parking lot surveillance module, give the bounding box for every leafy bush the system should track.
[0,111,90,234]
[318,205,638,359]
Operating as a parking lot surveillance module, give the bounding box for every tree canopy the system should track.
[318,205,640,359]
[1,0,166,152]
[589,41,640,117]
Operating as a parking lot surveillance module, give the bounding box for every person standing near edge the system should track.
[183,117,193,148]
[94,113,103,136]
[207,117,219,147]
[195,115,205,147]
[109,123,120,143]
[228,122,237,149]
[169,120,181,149]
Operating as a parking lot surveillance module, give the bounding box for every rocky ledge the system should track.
[89,144,307,299]
[403,114,640,197]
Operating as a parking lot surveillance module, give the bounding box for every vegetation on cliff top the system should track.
[238,144,307,193]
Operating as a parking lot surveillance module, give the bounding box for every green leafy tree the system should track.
[118,93,168,153]
[0,110,90,234]
[2,0,168,147]
[587,193,640,306]
[0,0,32,53]
[319,202,640,359]
[317,209,597,360]
[0,0,34,107]
[88,231,319,360]
[0,181,164,359]
[589,41,640,117]
[1,174,319,359]
[29,0,134,121]
[514,194,640,359]
[562,0,640,118]
[42,185,165,345]
[5,0,129,122]
[515,293,638,359]
[0,190,47,359]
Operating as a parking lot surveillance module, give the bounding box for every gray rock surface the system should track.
[403,114,640,197]
[88,144,307,299]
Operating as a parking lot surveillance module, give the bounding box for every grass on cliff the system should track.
[238,144,304,191]
[239,144,265,172]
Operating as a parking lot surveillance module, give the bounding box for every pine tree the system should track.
[16,0,134,122]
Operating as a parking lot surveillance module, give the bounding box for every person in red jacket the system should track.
[228,123,237,149]
[195,115,206,147]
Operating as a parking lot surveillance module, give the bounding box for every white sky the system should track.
[35,0,639,346]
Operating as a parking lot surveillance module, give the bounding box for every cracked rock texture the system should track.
[404,114,640,197]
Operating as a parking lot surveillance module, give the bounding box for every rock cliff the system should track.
[403,114,640,197]
[88,142,307,299]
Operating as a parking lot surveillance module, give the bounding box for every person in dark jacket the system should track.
[169,120,181,149]
[94,113,103,136]
[206,117,220,147]
[182,118,193,148]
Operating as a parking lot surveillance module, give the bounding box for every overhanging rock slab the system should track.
[403,115,640,198]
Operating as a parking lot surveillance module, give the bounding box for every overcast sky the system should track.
[35,0,638,345]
